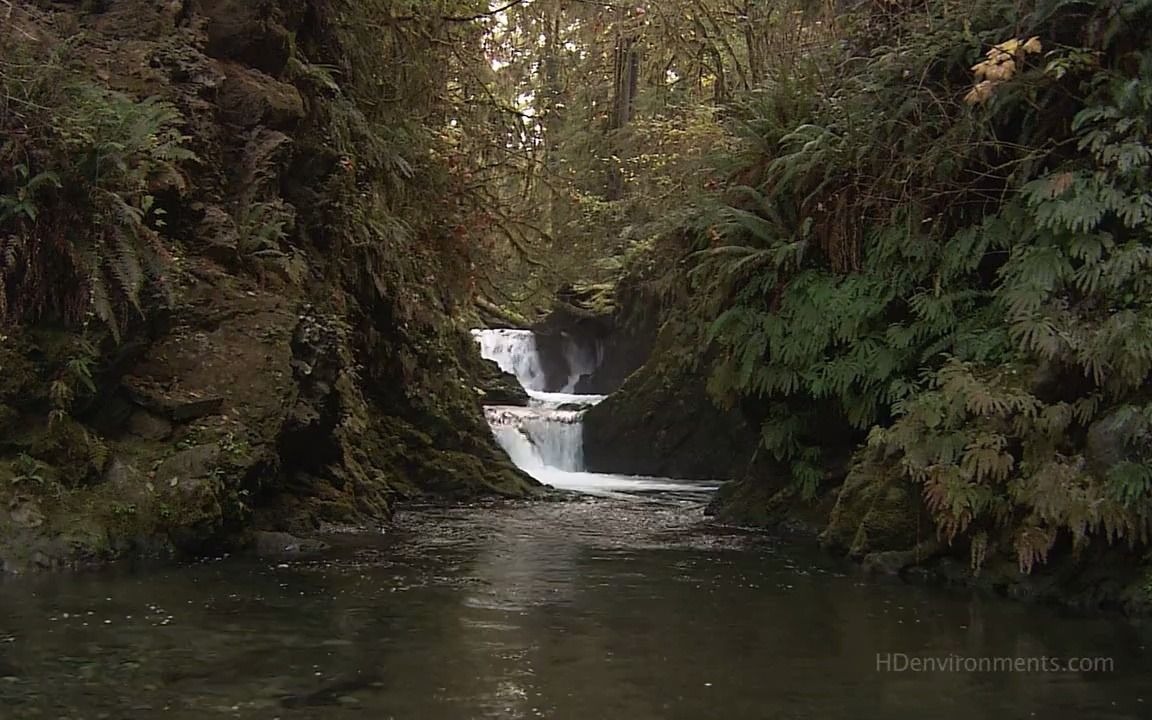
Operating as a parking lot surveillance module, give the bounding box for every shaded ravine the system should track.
[472,329,718,499]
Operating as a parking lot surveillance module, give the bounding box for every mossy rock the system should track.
[474,359,530,407]
[20,419,112,488]
[583,354,760,479]
[821,470,924,558]
[412,449,536,498]
[709,476,839,535]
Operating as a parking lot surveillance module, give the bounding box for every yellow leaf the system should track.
[964,81,996,105]
[1049,172,1074,197]
[1023,36,1042,54]
[995,38,1021,55]
[984,60,1015,82]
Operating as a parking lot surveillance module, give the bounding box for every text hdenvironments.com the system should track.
[875,653,1114,673]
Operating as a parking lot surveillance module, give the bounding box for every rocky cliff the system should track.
[0,0,534,572]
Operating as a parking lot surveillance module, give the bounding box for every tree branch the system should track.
[395,0,531,24]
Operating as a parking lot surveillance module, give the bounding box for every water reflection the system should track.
[0,496,1150,719]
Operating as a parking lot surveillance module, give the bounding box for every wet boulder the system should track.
[474,359,530,407]
[821,469,923,558]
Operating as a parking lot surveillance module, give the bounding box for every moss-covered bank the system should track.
[586,317,1152,614]
[0,1,534,572]
[581,230,1152,615]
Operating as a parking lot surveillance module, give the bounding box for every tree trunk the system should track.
[541,12,566,235]
[606,33,639,201]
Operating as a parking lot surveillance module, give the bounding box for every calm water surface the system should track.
[1,492,1150,720]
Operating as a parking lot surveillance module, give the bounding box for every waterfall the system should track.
[471,327,601,393]
[485,407,586,472]
[559,333,602,393]
[473,327,719,498]
[471,329,548,391]
[473,328,603,475]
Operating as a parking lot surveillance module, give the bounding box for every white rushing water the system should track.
[485,406,587,472]
[559,333,603,393]
[472,329,550,391]
[473,328,717,498]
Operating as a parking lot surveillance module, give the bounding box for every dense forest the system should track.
[2,0,1152,610]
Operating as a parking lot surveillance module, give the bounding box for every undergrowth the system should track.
[684,0,1152,571]
[0,24,191,341]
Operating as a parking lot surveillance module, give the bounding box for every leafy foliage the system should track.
[1,32,192,339]
[681,0,1152,569]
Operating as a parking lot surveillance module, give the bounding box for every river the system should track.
[0,330,1150,719]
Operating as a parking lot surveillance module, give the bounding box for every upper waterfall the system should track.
[472,327,602,394]
[472,328,549,391]
[559,333,603,393]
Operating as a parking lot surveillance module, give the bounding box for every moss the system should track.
[709,476,780,527]
[0,0,553,573]
[0,334,43,406]
[822,471,924,558]
[0,404,17,437]
[25,418,111,487]
[709,477,839,535]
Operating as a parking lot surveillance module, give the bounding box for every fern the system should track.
[674,0,1152,572]
[1,67,191,336]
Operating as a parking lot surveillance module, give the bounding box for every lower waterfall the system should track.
[485,406,586,472]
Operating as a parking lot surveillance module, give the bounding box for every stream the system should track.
[0,330,1150,719]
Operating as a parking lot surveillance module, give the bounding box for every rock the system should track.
[9,500,45,530]
[91,0,184,38]
[534,279,658,395]
[251,531,329,556]
[861,541,940,576]
[201,0,295,75]
[0,0,538,575]
[822,469,923,557]
[707,477,840,533]
[196,205,240,263]
[156,445,222,486]
[530,331,582,392]
[217,63,305,130]
[123,378,224,423]
[475,359,529,406]
[102,458,143,489]
[171,398,226,422]
[582,349,762,480]
[125,410,174,441]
